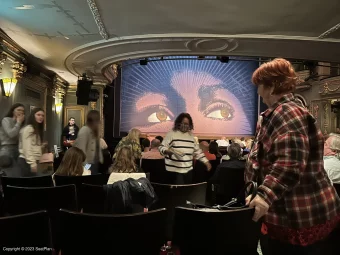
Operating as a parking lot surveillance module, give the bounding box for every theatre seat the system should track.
[81,183,105,214]
[151,182,207,239]
[59,208,167,254]
[141,158,167,183]
[4,185,77,250]
[0,211,53,254]
[210,167,245,205]
[54,174,109,208]
[173,207,261,255]
[1,175,53,196]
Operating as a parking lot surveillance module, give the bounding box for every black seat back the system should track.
[1,175,53,196]
[211,167,245,205]
[0,211,53,254]
[141,158,166,183]
[81,184,105,214]
[59,208,167,255]
[207,159,220,179]
[173,207,261,255]
[5,185,77,250]
[193,160,208,183]
[54,174,109,208]
[151,182,207,239]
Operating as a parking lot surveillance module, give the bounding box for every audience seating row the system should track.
[0,206,261,255]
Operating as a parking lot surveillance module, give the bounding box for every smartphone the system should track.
[84,164,91,170]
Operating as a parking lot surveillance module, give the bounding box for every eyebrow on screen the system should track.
[135,93,168,111]
[198,84,233,111]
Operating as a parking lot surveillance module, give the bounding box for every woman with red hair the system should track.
[246,58,340,254]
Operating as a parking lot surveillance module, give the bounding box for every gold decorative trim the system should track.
[12,61,27,79]
[0,52,7,74]
[64,106,85,127]
[52,75,68,98]
[323,103,329,135]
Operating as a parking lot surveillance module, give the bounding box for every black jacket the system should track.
[62,124,79,141]
[104,177,157,214]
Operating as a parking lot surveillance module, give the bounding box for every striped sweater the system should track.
[159,130,208,173]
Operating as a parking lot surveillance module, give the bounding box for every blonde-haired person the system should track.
[324,135,340,184]
[53,147,90,184]
[107,146,145,184]
[113,128,142,160]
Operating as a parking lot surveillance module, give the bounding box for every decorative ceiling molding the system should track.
[87,0,109,40]
[318,22,340,39]
[64,34,340,83]
[319,76,340,94]
[185,38,239,52]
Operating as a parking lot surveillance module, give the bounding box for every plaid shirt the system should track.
[246,93,340,232]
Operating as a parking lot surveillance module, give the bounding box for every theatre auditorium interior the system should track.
[1,1,340,254]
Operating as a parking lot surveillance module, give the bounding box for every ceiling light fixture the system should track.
[0,78,18,97]
[14,5,35,10]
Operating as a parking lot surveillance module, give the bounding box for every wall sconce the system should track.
[0,78,17,97]
[55,103,63,114]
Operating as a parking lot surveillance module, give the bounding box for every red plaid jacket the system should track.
[246,93,340,244]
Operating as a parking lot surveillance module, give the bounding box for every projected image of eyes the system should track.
[204,103,235,120]
[147,108,172,123]
[120,57,258,135]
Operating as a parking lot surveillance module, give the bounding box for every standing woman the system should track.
[18,107,45,176]
[73,110,103,174]
[0,103,25,160]
[159,113,211,184]
[246,58,340,254]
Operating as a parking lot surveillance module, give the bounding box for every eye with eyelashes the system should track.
[203,101,235,121]
[138,105,174,124]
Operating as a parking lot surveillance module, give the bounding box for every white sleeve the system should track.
[158,131,173,155]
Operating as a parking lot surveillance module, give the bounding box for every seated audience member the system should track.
[240,137,247,148]
[108,146,145,184]
[141,139,164,159]
[245,138,254,150]
[141,138,151,154]
[324,135,340,184]
[113,128,142,159]
[155,135,163,143]
[54,147,91,178]
[209,141,222,159]
[199,141,216,160]
[324,133,340,156]
[211,143,245,181]
[216,136,229,147]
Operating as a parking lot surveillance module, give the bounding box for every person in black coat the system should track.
[62,117,79,149]
[210,143,245,182]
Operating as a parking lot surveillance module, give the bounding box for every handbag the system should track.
[187,181,258,210]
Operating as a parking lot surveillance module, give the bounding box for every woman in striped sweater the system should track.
[159,113,211,184]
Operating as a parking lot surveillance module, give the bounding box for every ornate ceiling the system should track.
[0,0,340,84]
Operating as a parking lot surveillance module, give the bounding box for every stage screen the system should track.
[120,57,258,136]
